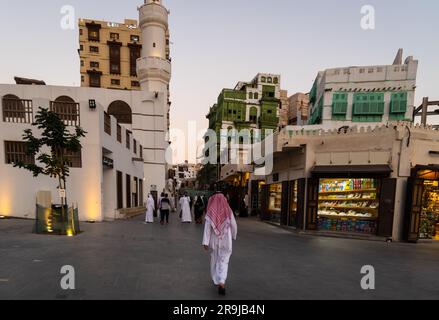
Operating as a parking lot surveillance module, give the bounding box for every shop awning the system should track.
[311,165,393,178]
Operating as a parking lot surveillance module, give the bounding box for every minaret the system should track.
[134,0,172,195]
[137,0,171,95]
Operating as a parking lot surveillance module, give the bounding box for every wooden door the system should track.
[377,178,397,238]
[404,178,424,242]
[281,181,290,226]
[296,179,306,230]
[260,185,269,221]
[306,178,320,230]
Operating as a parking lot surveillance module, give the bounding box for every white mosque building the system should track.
[0,0,172,222]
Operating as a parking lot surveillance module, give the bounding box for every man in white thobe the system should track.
[179,195,192,223]
[145,194,155,223]
[203,192,238,295]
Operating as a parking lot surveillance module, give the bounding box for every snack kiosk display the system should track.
[307,165,396,238]
[317,178,380,234]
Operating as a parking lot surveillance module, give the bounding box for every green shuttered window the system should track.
[390,92,408,121]
[332,92,348,120]
[352,93,384,122]
[310,98,323,125]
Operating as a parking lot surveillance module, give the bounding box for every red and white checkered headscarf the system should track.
[206,193,232,236]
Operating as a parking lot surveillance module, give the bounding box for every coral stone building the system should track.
[204,73,284,183]
[258,123,439,243]
[308,49,418,126]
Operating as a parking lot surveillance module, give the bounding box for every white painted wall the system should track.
[0,84,143,222]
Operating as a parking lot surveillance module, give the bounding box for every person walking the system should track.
[179,194,192,223]
[194,195,206,224]
[145,194,155,224]
[160,194,171,225]
[170,194,176,212]
[202,192,238,296]
[157,192,165,218]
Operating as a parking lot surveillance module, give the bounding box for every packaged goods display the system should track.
[317,178,380,234]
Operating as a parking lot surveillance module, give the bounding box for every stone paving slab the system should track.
[0,214,439,300]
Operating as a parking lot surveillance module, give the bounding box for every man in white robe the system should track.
[145,194,155,223]
[179,195,192,223]
[202,192,238,295]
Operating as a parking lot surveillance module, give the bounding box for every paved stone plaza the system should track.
[0,214,438,300]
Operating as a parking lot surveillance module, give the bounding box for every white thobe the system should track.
[145,197,155,223]
[202,214,238,286]
[180,197,192,223]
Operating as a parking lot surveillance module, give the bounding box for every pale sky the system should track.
[1,0,438,163]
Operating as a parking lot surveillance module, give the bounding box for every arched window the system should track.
[249,92,253,100]
[254,92,259,100]
[2,94,29,123]
[261,76,266,83]
[51,96,79,126]
[108,100,132,124]
[267,77,273,83]
[273,77,279,84]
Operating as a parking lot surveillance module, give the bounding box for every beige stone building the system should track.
[278,90,289,129]
[288,93,309,125]
[79,18,170,91]
[249,123,439,243]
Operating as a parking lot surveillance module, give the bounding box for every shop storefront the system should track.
[260,179,305,228]
[405,166,439,242]
[306,165,396,238]
[267,183,282,224]
[317,178,380,234]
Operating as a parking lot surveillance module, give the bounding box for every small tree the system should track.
[14,107,86,222]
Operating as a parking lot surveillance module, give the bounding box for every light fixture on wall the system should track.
[89,99,97,109]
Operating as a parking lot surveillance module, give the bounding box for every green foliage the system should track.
[14,107,86,194]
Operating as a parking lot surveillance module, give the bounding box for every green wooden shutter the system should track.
[353,92,384,122]
[332,92,348,120]
[390,92,408,121]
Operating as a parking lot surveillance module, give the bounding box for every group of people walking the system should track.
[145,193,175,225]
[144,190,238,296]
[145,193,209,225]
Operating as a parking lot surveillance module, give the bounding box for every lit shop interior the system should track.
[266,181,299,227]
[317,178,380,234]
[414,167,439,240]
[268,183,282,223]
[420,179,439,240]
